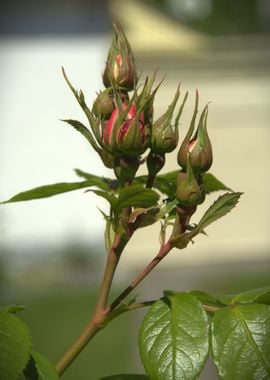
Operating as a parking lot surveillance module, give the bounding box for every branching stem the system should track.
[109,240,172,312]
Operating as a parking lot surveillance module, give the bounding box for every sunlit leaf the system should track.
[212,304,270,379]
[188,192,242,237]
[139,293,209,380]
[114,186,160,216]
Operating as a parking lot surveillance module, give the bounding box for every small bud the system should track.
[103,22,137,91]
[103,103,150,156]
[151,87,188,154]
[92,88,115,119]
[176,159,202,206]
[177,91,213,173]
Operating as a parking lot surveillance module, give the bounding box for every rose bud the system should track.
[103,103,150,156]
[177,91,213,173]
[103,22,138,91]
[176,158,203,206]
[92,88,115,119]
[151,87,188,154]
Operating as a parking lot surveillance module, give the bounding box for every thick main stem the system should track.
[56,233,127,376]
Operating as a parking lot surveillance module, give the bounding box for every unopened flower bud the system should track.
[178,91,213,173]
[103,22,137,91]
[92,88,115,119]
[151,87,188,154]
[103,103,150,156]
[176,159,202,206]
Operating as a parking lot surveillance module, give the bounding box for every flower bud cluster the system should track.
[83,22,188,182]
[63,21,213,195]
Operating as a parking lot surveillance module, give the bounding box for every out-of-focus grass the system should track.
[17,289,141,380]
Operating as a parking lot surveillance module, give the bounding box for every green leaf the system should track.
[189,192,243,237]
[139,293,209,380]
[0,304,26,314]
[0,311,32,380]
[152,171,178,196]
[74,169,117,191]
[215,285,270,306]
[136,171,231,197]
[101,375,148,380]
[188,290,224,308]
[211,304,270,379]
[1,177,113,204]
[24,351,59,380]
[91,190,117,209]
[203,173,232,194]
[114,186,159,216]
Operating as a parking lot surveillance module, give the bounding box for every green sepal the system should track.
[151,85,181,154]
[61,119,100,152]
[176,158,202,206]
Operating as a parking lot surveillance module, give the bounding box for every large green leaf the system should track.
[1,175,113,204]
[0,311,32,380]
[139,293,209,380]
[189,192,242,237]
[24,351,59,380]
[101,375,148,380]
[114,186,160,216]
[211,304,270,379]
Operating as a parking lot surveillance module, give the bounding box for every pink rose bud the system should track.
[177,91,213,173]
[103,103,150,156]
[103,22,138,91]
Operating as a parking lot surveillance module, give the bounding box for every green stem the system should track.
[56,236,172,376]
[146,173,156,188]
[109,240,172,312]
[56,233,127,376]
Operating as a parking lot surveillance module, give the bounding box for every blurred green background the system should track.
[1,0,270,379]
